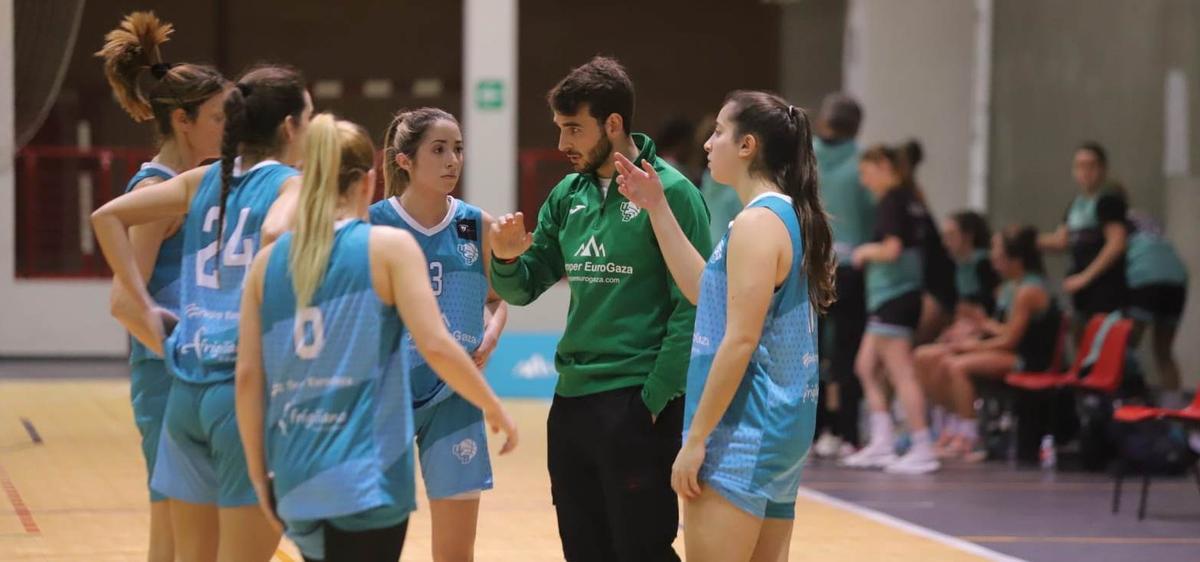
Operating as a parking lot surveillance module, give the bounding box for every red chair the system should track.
[1111,384,1200,520]
[1005,315,1133,394]
[1004,314,1099,391]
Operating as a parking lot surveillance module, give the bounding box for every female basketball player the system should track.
[839,144,940,474]
[615,90,835,562]
[96,12,228,561]
[936,226,1059,459]
[368,108,508,561]
[92,65,311,562]
[234,114,517,562]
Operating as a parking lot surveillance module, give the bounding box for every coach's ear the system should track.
[605,113,625,139]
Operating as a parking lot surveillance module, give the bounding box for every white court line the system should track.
[796,487,1026,562]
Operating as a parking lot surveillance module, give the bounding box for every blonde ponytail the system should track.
[290,113,376,309]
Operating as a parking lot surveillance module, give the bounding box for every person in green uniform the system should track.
[1125,211,1189,407]
[811,93,874,457]
[489,56,712,562]
[1038,142,1128,339]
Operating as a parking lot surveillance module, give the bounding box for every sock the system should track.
[958,418,979,441]
[906,429,934,457]
[945,414,961,436]
[932,406,946,432]
[870,411,894,445]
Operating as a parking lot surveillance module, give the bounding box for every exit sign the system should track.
[475,79,505,110]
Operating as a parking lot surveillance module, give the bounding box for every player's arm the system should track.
[614,152,707,304]
[1038,224,1069,252]
[92,166,208,354]
[489,181,568,306]
[672,210,784,498]
[234,243,283,531]
[262,176,302,247]
[109,176,179,347]
[958,286,1044,353]
[477,212,509,367]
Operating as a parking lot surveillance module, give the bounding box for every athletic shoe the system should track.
[839,439,897,468]
[884,446,941,474]
[813,431,842,458]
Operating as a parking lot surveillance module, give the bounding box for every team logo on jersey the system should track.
[458,241,479,266]
[620,201,641,222]
[574,236,606,258]
[802,353,818,368]
[452,438,478,464]
[456,218,478,241]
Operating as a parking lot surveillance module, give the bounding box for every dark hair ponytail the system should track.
[215,65,306,264]
[725,90,836,312]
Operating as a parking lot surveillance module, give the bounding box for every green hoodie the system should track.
[814,137,875,265]
[490,134,712,415]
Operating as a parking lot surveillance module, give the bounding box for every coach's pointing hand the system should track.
[491,212,533,261]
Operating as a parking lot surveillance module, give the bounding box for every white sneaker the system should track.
[884,446,941,475]
[813,432,842,458]
[837,443,858,459]
[839,439,896,468]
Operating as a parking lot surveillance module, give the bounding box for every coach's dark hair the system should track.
[951,210,992,250]
[724,90,835,312]
[818,92,863,140]
[217,65,306,257]
[1000,225,1044,274]
[381,107,458,198]
[547,56,635,134]
[96,11,227,138]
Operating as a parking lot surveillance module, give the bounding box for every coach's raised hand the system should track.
[491,212,533,261]
[614,152,667,214]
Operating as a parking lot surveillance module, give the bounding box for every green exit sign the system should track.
[475,79,505,110]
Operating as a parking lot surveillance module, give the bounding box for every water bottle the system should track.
[1039,434,1057,469]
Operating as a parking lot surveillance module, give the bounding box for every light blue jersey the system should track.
[125,162,185,363]
[368,196,487,410]
[261,220,414,559]
[684,192,820,520]
[166,160,298,384]
[124,162,182,503]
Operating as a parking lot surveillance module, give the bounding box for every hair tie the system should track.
[237,83,254,97]
[150,62,177,80]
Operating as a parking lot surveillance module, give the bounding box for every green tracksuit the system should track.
[490,133,712,415]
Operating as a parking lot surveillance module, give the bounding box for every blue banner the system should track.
[482,332,561,398]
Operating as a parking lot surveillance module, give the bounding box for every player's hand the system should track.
[491,213,532,261]
[1062,273,1088,294]
[156,306,180,336]
[671,438,705,500]
[253,480,284,535]
[484,405,519,455]
[139,302,168,356]
[473,329,499,368]
[851,247,868,269]
[614,153,667,214]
